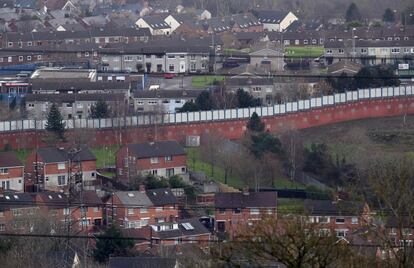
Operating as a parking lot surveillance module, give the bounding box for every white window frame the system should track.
[150,157,159,164]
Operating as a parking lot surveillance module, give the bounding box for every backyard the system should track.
[91,145,119,168]
[186,147,304,190]
[284,46,324,58]
[191,75,224,88]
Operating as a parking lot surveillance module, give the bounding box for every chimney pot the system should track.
[139,184,146,193]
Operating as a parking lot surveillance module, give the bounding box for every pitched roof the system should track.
[152,218,210,239]
[215,192,277,208]
[35,191,68,209]
[36,146,96,163]
[133,89,203,99]
[114,191,153,207]
[146,188,178,206]
[126,140,186,159]
[327,60,363,75]
[304,199,365,216]
[140,15,170,29]
[254,10,289,23]
[31,81,131,92]
[25,93,125,103]
[385,216,414,228]
[0,192,36,210]
[0,151,23,168]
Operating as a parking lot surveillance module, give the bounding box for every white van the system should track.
[149,85,160,91]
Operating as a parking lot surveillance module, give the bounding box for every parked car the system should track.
[164,73,176,79]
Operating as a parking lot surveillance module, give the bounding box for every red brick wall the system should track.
[3,98,414,150]
[215,208,277,238]
[0,166,23,179]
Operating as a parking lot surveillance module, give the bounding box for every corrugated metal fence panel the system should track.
[231,109,237,119]
[316,97,322,107]
[292,102,298,112]
[322,96,329,105]
[280,104,286,114]
[387,87,394,97]
[218,110,225,119]
[327,95,334,105]
[188,112,194,122]
[194,112,200,122]
[225,109,231,119]
[181,113,188,122]
[352,91,358,100]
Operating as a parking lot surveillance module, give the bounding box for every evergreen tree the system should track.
[247,112,265,133]
[93,225,134,263]
[383,8,395,22]
[90,100,110,119]
[178,101,199,112]
[236,89,259,108]
[345,2,362,22]
[195,90,213,110]
[45,103,66,140]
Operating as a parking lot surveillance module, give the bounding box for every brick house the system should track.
[35,190,104,233]
[71,190,104,232]
[385,216,414,247]
[214,190,278,238]
[108,187,179,230]
[0,151,24,192]
[124,218,211,253]
[304,199,371,238]
[25,146,97,192]
[116,140,187,185]
[0,191,38,233]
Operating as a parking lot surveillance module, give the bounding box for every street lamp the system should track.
[352,28,357,61]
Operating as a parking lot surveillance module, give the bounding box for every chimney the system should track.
[242,186,250,195]
[139,184,146,193]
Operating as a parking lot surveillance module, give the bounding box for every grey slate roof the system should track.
[37,146,96,163]
[153,218,210,239]
[126,140,186,159]
[254,10,289,23]
[140,15,170,29]
[31,81,131,92]
[0,151,23,167]
[133,89,202,99]
[304,199,364,216]
[25,93,125,103]
[35,191,68,209]
[115,191,153,207]
[146,188,178,206]
[215,192,278,208]
[0,192,36,210]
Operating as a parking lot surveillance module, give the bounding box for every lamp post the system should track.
[352,28,357,61]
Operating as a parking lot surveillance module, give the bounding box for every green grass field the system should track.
[91,145,120,168]
[284,46,324,58]
[186,148,304,190]
[191,75,224,88]
[277,198,305,214]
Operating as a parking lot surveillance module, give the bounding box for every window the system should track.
[141,218,149,226]
[319,229,330,236]
[190,55,196,60]
[326,49,332,55]
[8,56,12,62]
[8,42,12,47]
[0,168,9,174]
[391,48,400,54]
[124,56,133,61]
[390,228,397,235]
[151,170,158,175]
[338,48,344,54]
[250,208,260,215]
[0,224,4,231]
[0,211,3,217]
[12,209,21,216]
[165,155,172,162]
[27,56,31,61]
[219,208,225,214]
[336,229,348,237]
[303,39,308,45]
[319,217,329,224]
[284,40,290,45]
[351,217,358,224]
[77,52,81,58]
[85,52,89,57]
[312,39,317,44]
[360,48,367,54]
[140,208,148,213]
[252,87,261,92]
[58,163,65,170]
[168,54,175,59]
[295,39,300,45]
[169,64,174,72]
[190,63,196,71]
[267,208,273,215]
[403,228,412,236]
[93,207,100,213]
[58,175,66,186]
[335,218,345,224]
[127,208,134,215]
[404,48,410,53]
[233,208,241,214]
[63,208,70,215]
[137,55,143,61]
[180,55,185,58]
[156,207,163,212]
[150,157,159,164]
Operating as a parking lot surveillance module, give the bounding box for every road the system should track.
[146,75,195,90]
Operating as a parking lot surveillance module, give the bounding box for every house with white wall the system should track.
[255,10,298,32]
[136,15,171,36]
